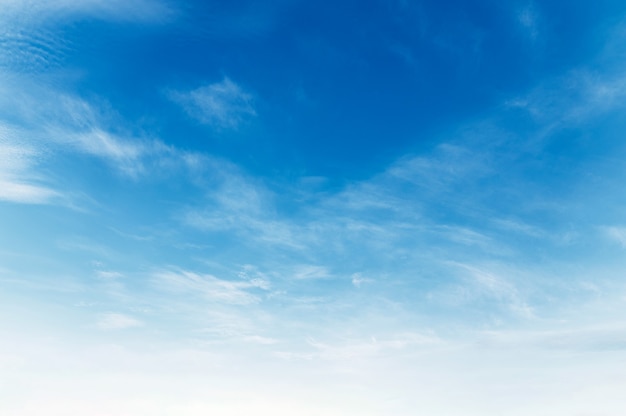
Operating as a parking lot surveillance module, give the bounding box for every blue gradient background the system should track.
[2,1,626,415]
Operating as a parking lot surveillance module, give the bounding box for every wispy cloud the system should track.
[0,0,174,73]
[491,218,545,238]
[291,265,331,280]
[189,307,277,345]
[450,262,534,319]
[387,143,492,189]
[602,226,626,248]
[0,180,60,204]
[0,0,191,205]
[154,269,266,305]
[277,331,443,361]
[174,51,626,330]
[11,85,152,176]
[0,75,208,204]
[0,0,174,25]
[57,236,117,259]
[484,325,626,352]
[516,3,540,40]
[506,68,626,135]
[169,77,257,130]
[0,127,60,204]
[351,273,373,288]
[95,270,124,280]
[182,166,307,250]
[97,312,143,330]
[176,122,580,324]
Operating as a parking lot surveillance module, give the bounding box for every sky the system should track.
[2,0,626,414]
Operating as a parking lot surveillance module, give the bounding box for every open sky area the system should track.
[2,0,626,415]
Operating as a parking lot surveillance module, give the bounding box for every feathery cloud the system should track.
[0,0,174,73]
[97,312,143,330]
[603,226,626,248]
[0,127,60,204]
[154,269,265,305]
[0,0,174,25]
[169,77,256,130]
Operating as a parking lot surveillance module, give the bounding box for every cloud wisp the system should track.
[96,312,143,330]
[169,77,257,130]
[154,269,267,305]
[0,74,214,206]
[0,0,174,25]
[0,128,60,204]
[169,25,626,340]
[0,0,174,74]
[3,5,626,416]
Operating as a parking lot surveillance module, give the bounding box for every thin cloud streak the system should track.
[169,77,257,130]
[0,0,175,25]
[96,312,143,330]
[0,180,60,204]
[0,0,174,73]
[0,127,60,204]
[0,75,213,205]
[171,28,626,338]
[154,269,266,305]
[2,4,626,415]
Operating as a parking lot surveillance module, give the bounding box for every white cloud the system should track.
[96,270,124,279]
[388,143,491,189]
[0,180,60,204]
[0,77,144,170]
[63,129,146,175]
[445,262,534,319]
[0,0,174,73]
[351,273,372,288]
[57,236,119,262]
[0,75,209,205]
[182,167,307,250]
[603,226,626,248]
[191,308,274,343]
[170,78,257,130]
[237,265,271,290]
[480,323,626,352]
[0,128,61,204]
[0,0,174,25]
[34,93,154,176]
[97,312,143,330]
[240,335,279,345]
[506,68,626,131]
[278,331,443,361]
[433,225,495,249]
[292,265,330,280]
[0,2,197,203]
[155,269,264,305]
[517,4,539,40]
[491,218,545,238]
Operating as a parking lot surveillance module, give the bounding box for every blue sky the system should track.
[2,0,626,414]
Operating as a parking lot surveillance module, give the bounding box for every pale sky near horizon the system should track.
[2,1,626,415]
